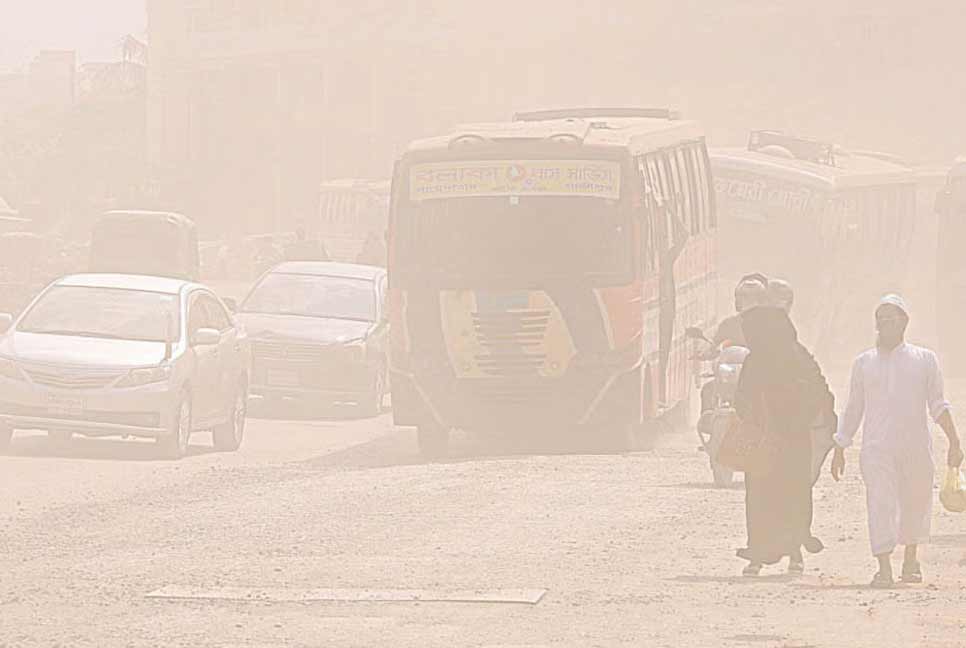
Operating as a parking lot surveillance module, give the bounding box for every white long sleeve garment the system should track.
[835,342,949,454]
[835,342,950,554]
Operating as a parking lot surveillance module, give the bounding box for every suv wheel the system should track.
[213,386,246,452]
[158,397,192,459]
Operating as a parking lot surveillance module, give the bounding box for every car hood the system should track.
[0,332,168,368]
[237,313,373,344]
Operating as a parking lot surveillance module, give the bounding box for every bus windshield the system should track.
[396,194,630,283]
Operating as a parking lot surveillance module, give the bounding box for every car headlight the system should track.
[116,365,172,388]
[0,357,24,381]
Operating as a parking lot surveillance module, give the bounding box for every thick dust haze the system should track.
[2,2,966,647]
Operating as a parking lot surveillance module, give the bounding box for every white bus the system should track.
[315,179,390,265]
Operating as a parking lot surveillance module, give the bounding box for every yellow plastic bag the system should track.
[940,467,966,513]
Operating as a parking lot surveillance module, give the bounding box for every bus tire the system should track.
[593,424,633,454]
[417,422,449,461]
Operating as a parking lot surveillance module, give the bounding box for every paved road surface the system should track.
[2,385,966,647]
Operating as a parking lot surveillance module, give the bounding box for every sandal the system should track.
[743,562,763,577]
[803,537,825,554]
[870,571,895,589]
[900,561,923,584]
[788,559,805,575]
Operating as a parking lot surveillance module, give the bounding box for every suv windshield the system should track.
[396,195,630,283]
[18,286,181,343]
[242,274,376,322]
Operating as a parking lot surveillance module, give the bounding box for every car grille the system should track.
[21,365,125,390]
[472,309,550,376]
[252,339,364,390]
[252,340,329,363]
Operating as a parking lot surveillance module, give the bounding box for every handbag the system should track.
[716,394,779,476]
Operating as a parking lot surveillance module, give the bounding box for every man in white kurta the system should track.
[833,295,963,587]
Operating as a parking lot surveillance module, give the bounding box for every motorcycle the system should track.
[687,327,748,487]
[686,326,838,488]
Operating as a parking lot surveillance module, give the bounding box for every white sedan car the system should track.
[0,274,249,458]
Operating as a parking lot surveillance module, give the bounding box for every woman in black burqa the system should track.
[734,306,835,576]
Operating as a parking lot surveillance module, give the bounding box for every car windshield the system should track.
[18,286,181,343]
[241,273,376,322]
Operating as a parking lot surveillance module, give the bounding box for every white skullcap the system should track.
[877,294,910,318]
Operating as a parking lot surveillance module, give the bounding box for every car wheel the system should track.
[158,397,192,459]
[417,421,449,461]
[0,423,11,452]
[213,386,247,452]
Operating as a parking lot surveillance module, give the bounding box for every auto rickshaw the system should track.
[0,232,50,314]
[89,211,200,281]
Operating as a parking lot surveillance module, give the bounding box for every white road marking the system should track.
[146,585,547,605]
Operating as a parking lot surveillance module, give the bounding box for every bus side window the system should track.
[675,147,699,236]
[689,143,714,230]
[636,156,656,274]
[688,144,708,232]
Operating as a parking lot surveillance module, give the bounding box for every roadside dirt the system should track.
[2,385,965,647]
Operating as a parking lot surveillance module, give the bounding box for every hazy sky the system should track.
[1,0,145,72]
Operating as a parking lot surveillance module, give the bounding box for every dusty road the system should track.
[2,386,966,647]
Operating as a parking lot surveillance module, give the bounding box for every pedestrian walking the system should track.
[832,294,965,588]
[734,305,836,576]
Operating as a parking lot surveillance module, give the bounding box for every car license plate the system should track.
[47,393,85,417]
[267,369,300,388]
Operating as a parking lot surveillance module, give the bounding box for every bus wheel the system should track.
[417,422,450,461]
[589,424,632,454]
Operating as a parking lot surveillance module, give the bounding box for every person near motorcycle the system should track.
[734,304,836,576]
[767,278,794,314]
[700,275,769,413]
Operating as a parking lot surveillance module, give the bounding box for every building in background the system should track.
[146,0,966,237]
[27,50,76,111]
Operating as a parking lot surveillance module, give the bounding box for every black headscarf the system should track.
[740,306,802,374]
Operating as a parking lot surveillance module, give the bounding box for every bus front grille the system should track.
[471,310,550,377]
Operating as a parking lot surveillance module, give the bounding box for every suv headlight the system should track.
[117,365,172,388]
[0,357,24,381]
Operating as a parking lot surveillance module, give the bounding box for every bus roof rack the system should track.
[514,107,681,122]
[749,130,837,166]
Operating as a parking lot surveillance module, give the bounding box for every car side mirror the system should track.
[191,327,220,346]
[222,297,238,312]
[0,313,12,334]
